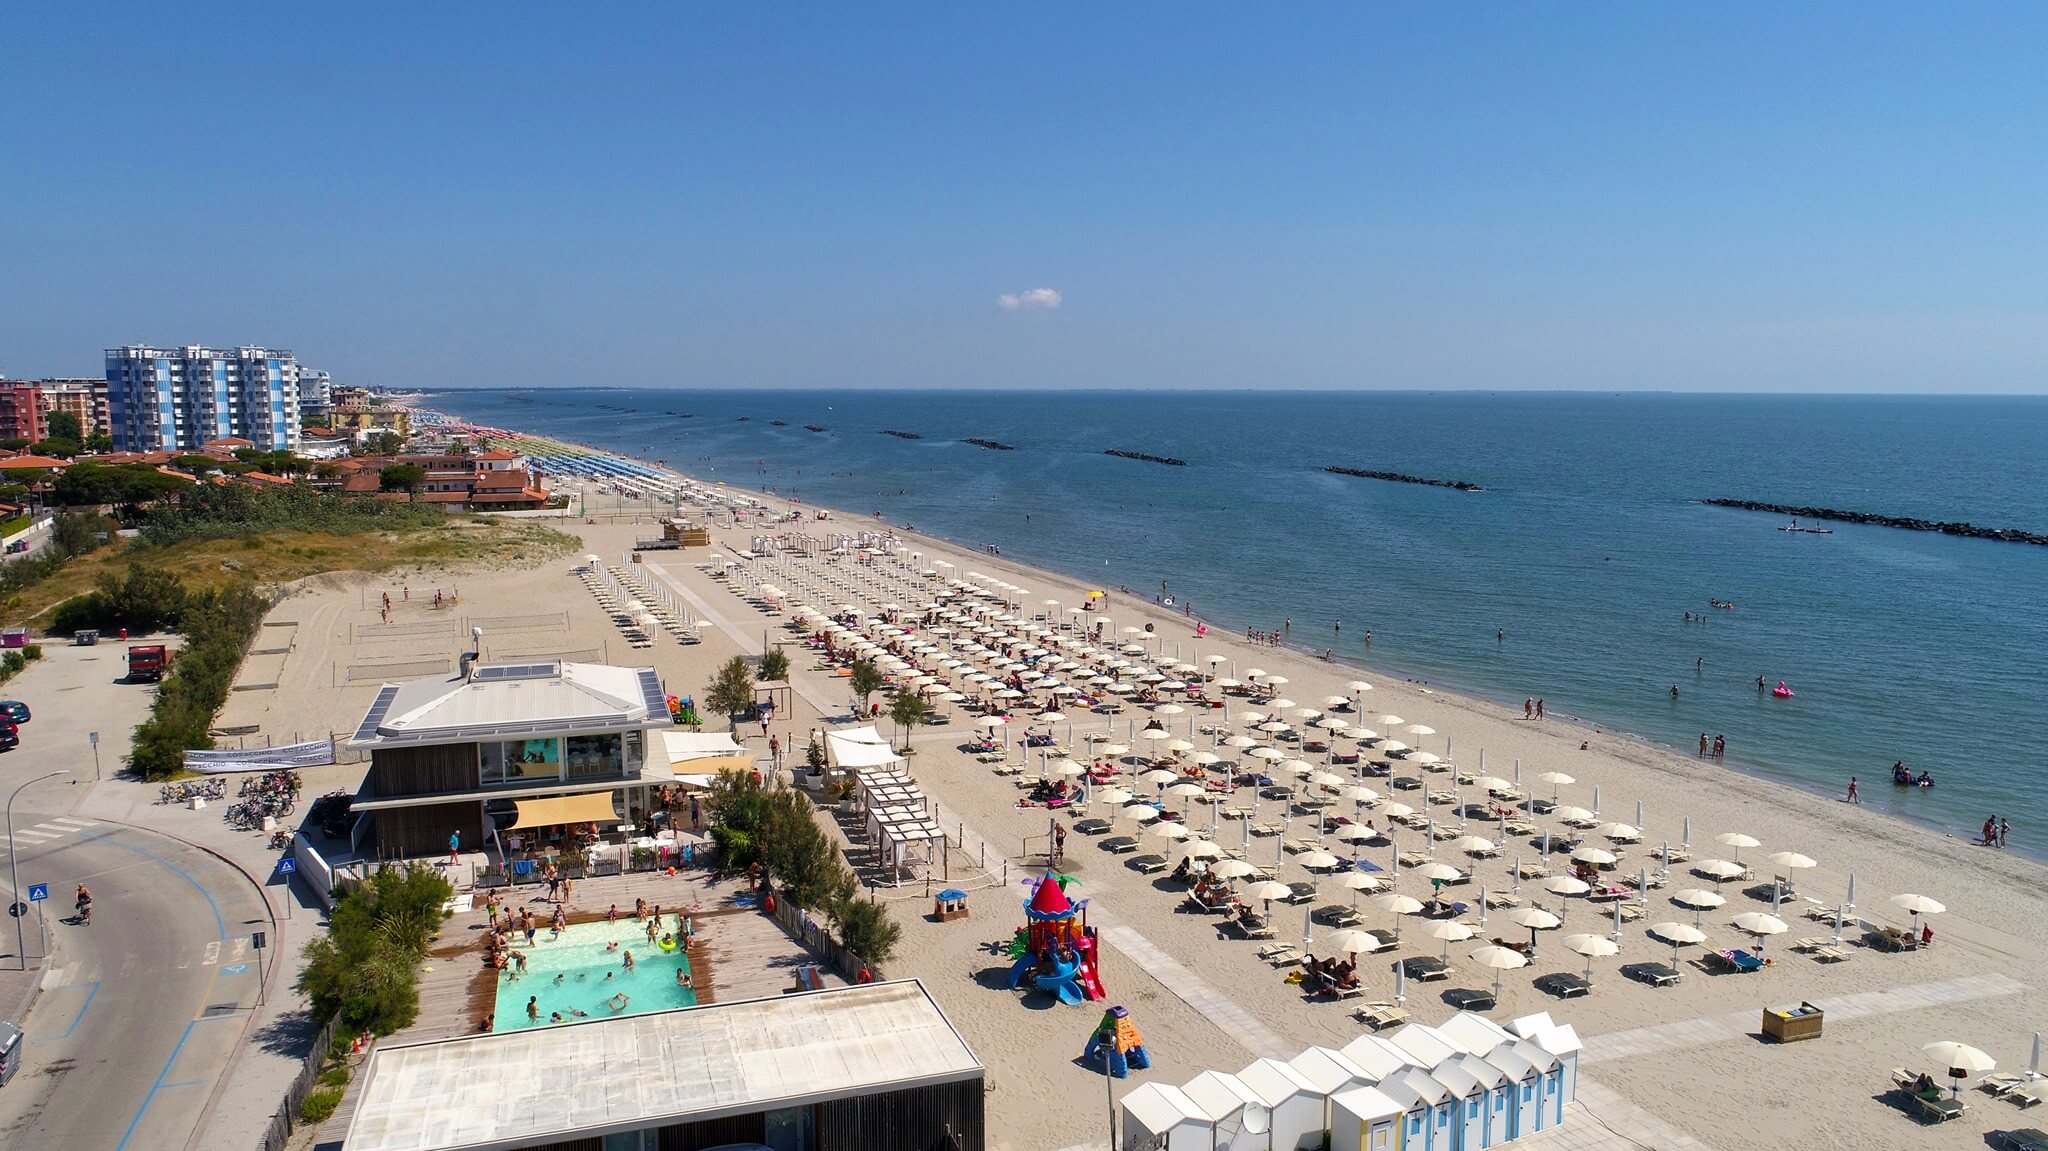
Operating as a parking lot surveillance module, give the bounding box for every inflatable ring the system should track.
[659,938,678,952]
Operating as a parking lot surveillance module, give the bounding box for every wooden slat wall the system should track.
[371,743,479,798]
[373,801,483,859]
[814,1079,985,1151]
[657,1112,767,1150]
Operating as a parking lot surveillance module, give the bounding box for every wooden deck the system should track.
[313,868,840,1149]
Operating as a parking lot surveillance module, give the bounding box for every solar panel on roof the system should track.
[353,685,401,742]
[471,662,559,682]
[637,668,666,715]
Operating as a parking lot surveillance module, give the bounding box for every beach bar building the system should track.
[342,980,984,1151]
[347,659,673,859]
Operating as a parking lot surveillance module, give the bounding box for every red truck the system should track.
[127,644,170,683]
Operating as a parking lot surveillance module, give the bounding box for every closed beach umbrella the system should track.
[1470,944,1529,999]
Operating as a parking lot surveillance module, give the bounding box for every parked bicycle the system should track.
[159,779,225,804]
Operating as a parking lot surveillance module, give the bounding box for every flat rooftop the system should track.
[343,979,982,1151]
[351,660,667,748]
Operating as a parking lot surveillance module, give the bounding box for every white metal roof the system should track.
[343,981,980,1151]
[351,661,666,748]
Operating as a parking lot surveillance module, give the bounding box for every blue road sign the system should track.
[222,963,249,975]
[275,858,296,875]
[26,884,47,903]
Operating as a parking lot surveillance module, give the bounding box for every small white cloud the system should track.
[997,287,1062,311]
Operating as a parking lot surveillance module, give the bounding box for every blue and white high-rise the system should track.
[105,345,303,452]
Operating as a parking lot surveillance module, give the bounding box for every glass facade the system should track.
[480,730,642,785]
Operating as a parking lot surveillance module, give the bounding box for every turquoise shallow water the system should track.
[436,389,2048,856]
[494,918,696,1029]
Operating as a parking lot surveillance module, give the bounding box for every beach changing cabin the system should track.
[1422,1056,1489,1151]
[1444,1053,1513,1149]
[1373,1067,1459,1151]
[1182,1071,1266,1151]
[1121,1082,1208,1151]
[1238,1057,1330,1151]
[1340,1034,1423,1082]
[1508,1013,1582,1128]
[1329,1084,1404,1151]
[1477,1041,1544,1141]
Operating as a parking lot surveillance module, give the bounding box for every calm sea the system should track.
[435,389,2048,853]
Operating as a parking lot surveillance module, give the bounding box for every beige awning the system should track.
[509,791,620,830]
[672,754,755,779]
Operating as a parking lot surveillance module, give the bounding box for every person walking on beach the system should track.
[2000,818,2011,848]
[1524,698,1534,720]
[1847,777,1860,804]
[1535,699,1545,720]
[1699,732,1709,756]
[1983,815,1998,846]
[1712,734,1725,757]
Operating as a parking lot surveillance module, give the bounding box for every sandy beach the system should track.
[220,475,2048,1151]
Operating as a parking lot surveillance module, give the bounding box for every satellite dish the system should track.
[1241,1105,1272,1136]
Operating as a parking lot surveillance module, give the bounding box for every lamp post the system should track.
[9,770,70,969]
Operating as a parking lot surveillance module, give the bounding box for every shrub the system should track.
[134,481,443,547]
[756,647,789,682]
[22,644,40,661]
[831,897,902,965]
[318,1064,352,1089]
[300,1087,343,1124]
[129,581,268,779]
[294,864,453,1036]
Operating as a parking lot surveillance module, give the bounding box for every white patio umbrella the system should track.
[1731,912,1788,937]
[1414,862,1464,884]
[1553,806,1595,823]
[1152,821,1192,842]
[1297,851,1342,872]
[1328,929,1384,955]
[1597,823,1642,843]
[1695,859,1747,887]
[1670,888,1725,925]
[972,715,1009,730]
[1429,920,1475,959]
[1245,880,1293,915]
[1470,944,1529,1000]
[1715,831,1762,861]
[1891,892,1945,940]
[1451,836,1496,857]
[1122,804,1161,824]
[1508,906,1562,952]
[1563,933,1619,986]
[1183,840,1225,861]
[1337,872,1383,903]
[1648,920,1707,967]
[1209,859,1257,879]
[1374,893,1424,940]
[1571,847,1618,867]
[1922,1041,1996,1098]
[1334,824,1377,844]
[1094,786,1133,807]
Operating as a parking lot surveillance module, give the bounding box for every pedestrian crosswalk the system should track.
[4,816,99,848]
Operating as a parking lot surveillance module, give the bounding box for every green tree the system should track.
[83,432,113,453]
[888,689,927,751]
[378,463,426,497]
[364,431,406,456]
[830,897,902,965]
[28,438,81,459]
[43,411,82,442]
[756,647,789,682]
[849,660,884,711]
[294,864,453,1034]
[704,655,756,728]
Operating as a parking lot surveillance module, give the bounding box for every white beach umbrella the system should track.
[1730,912,1788,937]
[1248,747,1287,762]
[1049,759,1087,777]
[973,715,1009,730]
[1334,824,1377,843]
[1189,751,1222,766]
[1564,932,1619,986]
[1264,678,1289,689]
[1768,850,1818,876]
[1374,892,1425,937]
[1695,859,1747,886]
[1324,695,1352,707]
[1347,680,1373,693]
[1553,805,1595,823]
[1165,782,1208,800]
[1408,752,1442,767]
[1670,889,1725,926]
[1922,1041,1996,1097]
[1450,836,1496,856]
[1298,851,1342,871]
[1139,727,1175,742]
[1222,734,1258,749]
[1648,921,1706,966]
[1542,877,1592,898]
[1430,920,1476,958]
[1152,703,1186,716]
[1378,741,1410,755]
[1327,929,1384,955]
[1122,804,1161,824]
[1209,859,1257,879]
[1101,744,1130,758]
[1892,893,1947,917]
[1414,862,1464,884]
[1094,786,1133,807]
[1214,678,1242,689]
[1151,822,1192,841]
[1470,944,1530,999]
[1245,880,1294,909]
[1379,801,1415,821]
[1571,847,1617,866]
[1597,823,1642,843]
[1139,768,1181,786]
[1508,906,1562,931]
[1715,832,1762,860]
[1337,872,1383,896]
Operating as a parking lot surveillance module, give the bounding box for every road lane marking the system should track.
[202,941,221,966]
[112,1015,238,1151]
[31,823,75,835]
[51,818,98,828]
[50,980,99,1039]
[229,937,248,962]
[10,829,54,842]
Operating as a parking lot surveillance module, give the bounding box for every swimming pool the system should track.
[494,917,697,1029]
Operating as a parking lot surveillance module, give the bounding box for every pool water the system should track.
[494,917,698,1029]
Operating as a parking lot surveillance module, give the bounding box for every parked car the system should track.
[0,722,18,751]
[0,701,30,724]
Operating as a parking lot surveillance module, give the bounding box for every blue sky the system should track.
[4,4,2044,392]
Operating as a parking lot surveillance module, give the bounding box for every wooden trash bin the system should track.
[1763,1002,1824,1043]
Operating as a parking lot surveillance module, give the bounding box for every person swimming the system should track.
[608,993,630,1012]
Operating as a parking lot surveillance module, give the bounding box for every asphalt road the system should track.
[0,639,269,1151]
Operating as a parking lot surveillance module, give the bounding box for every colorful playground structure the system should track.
[1083,1006,1151,1078]
[1006,873,1106,1005]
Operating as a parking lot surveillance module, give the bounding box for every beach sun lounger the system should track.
[1235,915,1277,940]
[1313,905,1365,928]
[1356,1003,1411,1030]
[1258,944,1304,966]
[1401,956,1452,982]
[1072,818,1113,835]
[1101,836,1140,854]
[2000,1129,2048,1151]
[1626,962,1682,987]
[1536,972,1592,999]
[1129,854,1170,874]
